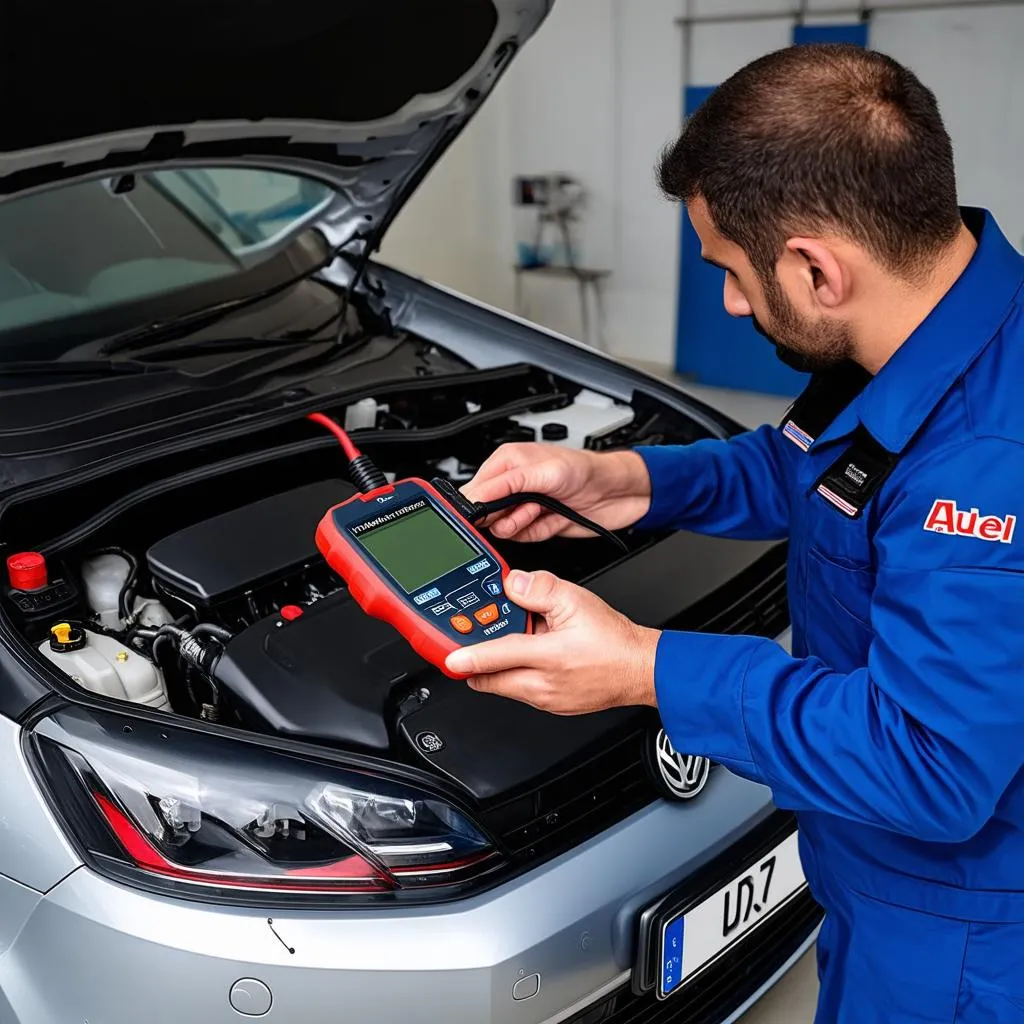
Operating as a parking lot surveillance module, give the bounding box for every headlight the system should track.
[30,708,497,900]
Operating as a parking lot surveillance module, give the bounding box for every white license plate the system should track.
[658,831,806,999]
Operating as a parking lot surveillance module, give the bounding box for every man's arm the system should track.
[634,424,797,540]
[656,438,1024,842]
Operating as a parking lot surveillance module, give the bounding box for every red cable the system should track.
[307,412,362,461]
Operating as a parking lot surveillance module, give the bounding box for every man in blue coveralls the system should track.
[446,44,1024,1022]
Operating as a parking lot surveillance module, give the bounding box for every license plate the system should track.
[657,830,806,999]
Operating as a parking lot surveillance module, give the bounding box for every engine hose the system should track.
[85,546,139,623]
[192,623,234,643]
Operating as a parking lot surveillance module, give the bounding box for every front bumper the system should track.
[0,770,814,1024]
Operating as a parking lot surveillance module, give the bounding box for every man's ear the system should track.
[784,237,847,309]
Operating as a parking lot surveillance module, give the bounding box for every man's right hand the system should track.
[460,443,653,543]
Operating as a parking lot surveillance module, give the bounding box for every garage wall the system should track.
[379,0,1024,371]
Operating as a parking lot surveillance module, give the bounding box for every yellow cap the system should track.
[51,622,73,644]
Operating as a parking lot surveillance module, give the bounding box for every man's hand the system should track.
[460,442,653,543]
[444,569,661,715]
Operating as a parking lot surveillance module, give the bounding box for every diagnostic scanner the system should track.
[306,412,529,678]
[308,410,625,679]
[314,477,530,678]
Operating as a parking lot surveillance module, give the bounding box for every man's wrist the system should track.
[627,623,661,708]
[602,449,653,502]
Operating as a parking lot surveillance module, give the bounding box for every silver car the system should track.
[0,1,818,1021]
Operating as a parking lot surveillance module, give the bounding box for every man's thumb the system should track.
[505,569,575,619]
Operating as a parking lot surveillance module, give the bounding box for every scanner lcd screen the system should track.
[355,505,477,594]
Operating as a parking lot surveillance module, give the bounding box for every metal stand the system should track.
[513,263,611,350]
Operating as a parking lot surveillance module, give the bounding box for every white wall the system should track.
[381,0,689,363]
[380,0,1024,368]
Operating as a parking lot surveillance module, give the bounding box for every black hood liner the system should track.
[0,0,498,153]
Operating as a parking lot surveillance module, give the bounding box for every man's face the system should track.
[686,198,854,372]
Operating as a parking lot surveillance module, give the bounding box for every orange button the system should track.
[473,603,500,626]
[450,614,474,635]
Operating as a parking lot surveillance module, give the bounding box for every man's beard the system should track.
[753,279,854,374]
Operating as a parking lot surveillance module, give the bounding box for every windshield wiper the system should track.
[0,359,166,378]
[99,234,358,359]
[123,325,344,363]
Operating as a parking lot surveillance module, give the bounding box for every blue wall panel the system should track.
[673,86,809,397]
[673,22,868,397]
[793,22,869,47]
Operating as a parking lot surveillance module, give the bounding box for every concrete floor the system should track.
[631,365,821,1024]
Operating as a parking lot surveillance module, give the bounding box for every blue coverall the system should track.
[635,208,1024,1022]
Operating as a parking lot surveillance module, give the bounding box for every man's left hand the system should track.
[444,569,661,715]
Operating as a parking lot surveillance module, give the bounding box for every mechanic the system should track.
[445,44,1024,1023]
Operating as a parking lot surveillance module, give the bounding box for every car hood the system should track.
[0,0,550,246]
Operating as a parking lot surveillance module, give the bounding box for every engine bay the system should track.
[0,332,729,799]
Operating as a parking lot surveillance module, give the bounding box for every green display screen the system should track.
[355,505,477,594]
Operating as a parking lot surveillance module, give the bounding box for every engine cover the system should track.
[211,530,779,801]
[147,479,355,607]
[213,590,635,800]
[214,591,428,752]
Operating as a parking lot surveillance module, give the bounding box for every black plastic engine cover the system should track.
[214,590,428,751]
[147,479,354,606]
[213,530,777,801]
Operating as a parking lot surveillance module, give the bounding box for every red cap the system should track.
[280,604,304,621]
[7,551,48,591]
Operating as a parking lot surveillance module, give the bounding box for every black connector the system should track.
[430,477,480,520]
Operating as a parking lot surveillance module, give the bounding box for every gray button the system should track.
[229,978,273,1017]
[512,973,541,1001]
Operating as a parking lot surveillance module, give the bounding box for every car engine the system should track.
[2,357,718,796]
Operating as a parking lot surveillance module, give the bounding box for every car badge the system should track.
[646,728,710,801]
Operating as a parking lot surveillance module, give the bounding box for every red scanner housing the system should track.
[315,477,531,679]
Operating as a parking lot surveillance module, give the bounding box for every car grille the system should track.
[480,543,789,865]
[567,887,821,1024]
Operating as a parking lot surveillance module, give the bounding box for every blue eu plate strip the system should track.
[661,916,684,996]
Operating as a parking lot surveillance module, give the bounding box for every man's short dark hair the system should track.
[659,44,961,282]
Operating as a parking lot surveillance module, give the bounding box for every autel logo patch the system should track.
[923,499,1016,544]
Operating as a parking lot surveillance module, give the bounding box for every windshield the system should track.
[0,167,336,342]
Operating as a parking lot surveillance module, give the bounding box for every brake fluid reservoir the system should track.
[39,623,170,710]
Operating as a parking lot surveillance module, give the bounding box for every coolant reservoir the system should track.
[39,623,170,710]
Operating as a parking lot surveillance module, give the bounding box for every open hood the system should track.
[0,0,551,244]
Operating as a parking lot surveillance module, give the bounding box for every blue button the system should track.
[485,581,502,596]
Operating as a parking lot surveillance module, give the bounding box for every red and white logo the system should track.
[923,499,1016,544]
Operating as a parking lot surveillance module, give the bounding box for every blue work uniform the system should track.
[635,208,1024,1023]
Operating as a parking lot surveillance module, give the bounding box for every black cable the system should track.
[430,477,628,553]
[472,493,629,553]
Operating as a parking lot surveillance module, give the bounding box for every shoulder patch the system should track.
[923,499,1016,543]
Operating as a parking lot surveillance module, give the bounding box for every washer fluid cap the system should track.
[541,422,569,441]
[7,551,47,591]
[49,621,87,652]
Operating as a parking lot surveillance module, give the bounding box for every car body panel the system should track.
[0,766,779,1023]
[0,0,551,256]
[0,716,80,892]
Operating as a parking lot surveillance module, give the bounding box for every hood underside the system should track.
[0,0,549,236]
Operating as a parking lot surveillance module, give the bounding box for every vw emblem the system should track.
[647,729,710,801]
